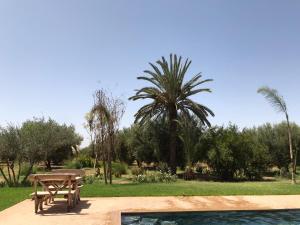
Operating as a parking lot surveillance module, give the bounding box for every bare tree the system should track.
[105,94,125,184]
[90,89,125,184]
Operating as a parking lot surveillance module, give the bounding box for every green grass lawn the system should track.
[0,187,32,212]
[2,180,300,212]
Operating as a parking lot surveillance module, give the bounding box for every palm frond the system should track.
[129,54,214,125]
[258,86,287,114]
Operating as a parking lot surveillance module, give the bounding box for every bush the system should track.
[183,167,196,180]
[83,175,102,184]
[64,159,83,169]
[242,139,269,180]
[132,170,177,183]
[157,162,169,173]
[77,155,94,168]
[20,163,37,176]
[0,181,6,188]
[203,125,269,180]
[112,162,127,178]
[195,162,203,174]
[131,166,144,176]
[64,155,94,169]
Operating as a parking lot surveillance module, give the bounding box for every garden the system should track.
[1,54,300,212]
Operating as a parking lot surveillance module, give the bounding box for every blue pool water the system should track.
[121,210,300,225]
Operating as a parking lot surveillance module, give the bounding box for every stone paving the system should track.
[1,196,300,225]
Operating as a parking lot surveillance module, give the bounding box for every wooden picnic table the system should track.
[28,173,83,213]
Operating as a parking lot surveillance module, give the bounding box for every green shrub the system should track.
[134,174,147,183]
[64,159,83,169]
[0,181,6,188]
[77,155,93,168]
[131,166,144,176]
[64,156,94,169]
[157,162,169,173]
[83,175,102,184]
[183,167,196,180]
[195,162,203,174]
[203,125,269,180]
[20,163,37,176]
[133,171,177,183]
[112,162,127,178]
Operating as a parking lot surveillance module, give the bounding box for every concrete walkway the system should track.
[1,196,300,225]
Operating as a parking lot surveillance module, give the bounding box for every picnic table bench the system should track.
[28,172,84,213]
[49,169,84,202]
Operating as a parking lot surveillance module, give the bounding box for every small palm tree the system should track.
[258,86,296,184]
[129,54,214,174]
[178,116,202,170]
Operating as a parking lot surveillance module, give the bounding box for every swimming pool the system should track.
[121,210,300,225]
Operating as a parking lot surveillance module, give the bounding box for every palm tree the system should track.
[178,116,202,169]
[129,54,214,174]
[258,86,296,184]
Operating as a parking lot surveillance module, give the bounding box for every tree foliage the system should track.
[0,118,82,186]
[258,86,296,184]
[129,54,214,173]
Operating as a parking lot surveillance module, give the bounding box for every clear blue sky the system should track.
[0,0,299,146]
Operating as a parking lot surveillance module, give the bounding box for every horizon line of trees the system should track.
[112,119,300,181]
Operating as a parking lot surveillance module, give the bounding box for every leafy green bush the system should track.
[157,162,169,173]
[112,162,127,178]
[0,181,6,188]
[77,155,93,168]
[20,163,37,176]
[83,175,102,184]
[64,155,94,169]
[133,171,177,183]
[131,166,144,176]
[202,125,269,180]
[64,159,83,169]
[183,167,196,180]
[242,131,270,180]
[195,162,203,174]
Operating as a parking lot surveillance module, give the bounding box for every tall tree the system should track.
[129,54,214,174]
[91,89,125,184]
[91,90,110,184]
[258,86,296,184]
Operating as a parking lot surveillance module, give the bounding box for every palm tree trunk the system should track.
[169,106,178,175]
[286,114,296,184]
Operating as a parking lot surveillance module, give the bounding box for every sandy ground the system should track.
[1,195,300,225]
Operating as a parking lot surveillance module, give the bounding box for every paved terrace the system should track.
[1,196,300,225]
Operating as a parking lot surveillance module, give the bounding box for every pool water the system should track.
[121,210,300,225]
